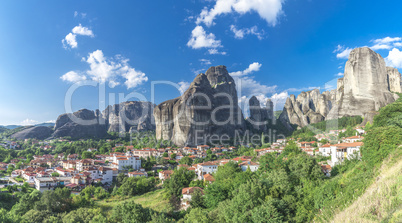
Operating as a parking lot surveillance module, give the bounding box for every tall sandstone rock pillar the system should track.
[328,47,397,119]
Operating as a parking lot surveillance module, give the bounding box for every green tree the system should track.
[189,188,205,208]
[62,208,104,223]
[183,208,210,223]
[110,201,151,223]
[179,156,193,166]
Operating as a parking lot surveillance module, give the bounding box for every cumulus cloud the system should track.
[60,71,87,83]
[230,62,276,99]
[385,48,402,68]
[187,25,222,49]
[230,25,264,40]
[333,45,352,59]
[270,91,289,110]
[62,24,94,49]
[178,81,190,94]
[336,72,344,77]
[208,48,226,55]
[229,62,262,77]
[196,0,285,27]
[21,119,38,126]
[372,37,402,44]
[61,50,148,89]
[199,59,212,65]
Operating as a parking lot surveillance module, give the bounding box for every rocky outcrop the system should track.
[102,101,155,133]
[248,96,274,132]
[327,47,397,119]
[279,89,335,129]
[53,101,156,139]
[154,65,246,146]
[11,126,53,140]
[280,47,399,129]
[53,109,107,139]
[386,67,402,93]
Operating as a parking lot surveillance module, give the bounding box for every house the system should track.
[195,162,218,180]
[128,171,148,178]
[318,144,332,157]
[98,167,114,184]
[203,174,215,184]
[239,161,259,172]
[344,135,364,143]
[34,177,72,192]
[159,170,174,182]
[109,154,141,171]
[181,187,204,209]
[76,159,92,171]
[330,142,363,166]
[321,164,332,177]
[196,145,210,150]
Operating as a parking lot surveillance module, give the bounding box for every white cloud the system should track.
[178,81,190,94]
[45,120,56,123]
[196,0,285,27]
[21,119,38,126]
[370,44,392,50]
[60,71,87,83]
[208,48,226,55]
[230,63,276,97]
[230,25,264,40]
[62,33,78,49]
[385,48,402,68]
[336,72,344,77]
[270,91,289,110]
[199,59,212,65]
[62,24,94,49]
[85,50,148,89]
[334,45,352,59]
[187,25,222,50]
[108,80,120,88]
[229,62,261,77]
[372,37,402,44]
[61,50,148,89]
[285,86,320,92]
[72,24,94,37]
[74,11,78,17]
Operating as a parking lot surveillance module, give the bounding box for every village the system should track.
[0,126,366,210]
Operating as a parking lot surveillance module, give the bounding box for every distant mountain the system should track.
[35,122,55,127]
[0,122,55,130]
[0,125,22,129]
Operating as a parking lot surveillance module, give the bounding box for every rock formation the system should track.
[327,47,397,120]
[386,67,402,93]
[102,101,155,133]
[248,96,274,132]
[280,47,399,129]
[11,126,53,140]
[53,109,107,139]
[53,101,155,139]
[279,89,335,129]
[154,65,246,146]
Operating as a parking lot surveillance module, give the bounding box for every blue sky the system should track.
[1,0,402,125]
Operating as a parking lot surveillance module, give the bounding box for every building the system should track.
[34,177,72,192]
[109,154,141,171]
[239,161,259,172]
[195,162,218,180]
[181,187,204,209]
[318,144,331,157]
[159,170,174,182]
[330,142,363,166]
[128,171,148,178]
[344,135,364,143]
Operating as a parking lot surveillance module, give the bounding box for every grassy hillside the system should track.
[330,147,401,223]
[95,188,169,217]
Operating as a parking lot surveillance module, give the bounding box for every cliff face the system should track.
[154,66,246,146]
[278,89,335,129]
[280,47,400,129]
[327,47,398,120]
[53,109,107,139]
[386,67,402,93]
[53,101,155,139]
[248,96,274,132]
[11,126,53,140]
[102,101,155,133]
